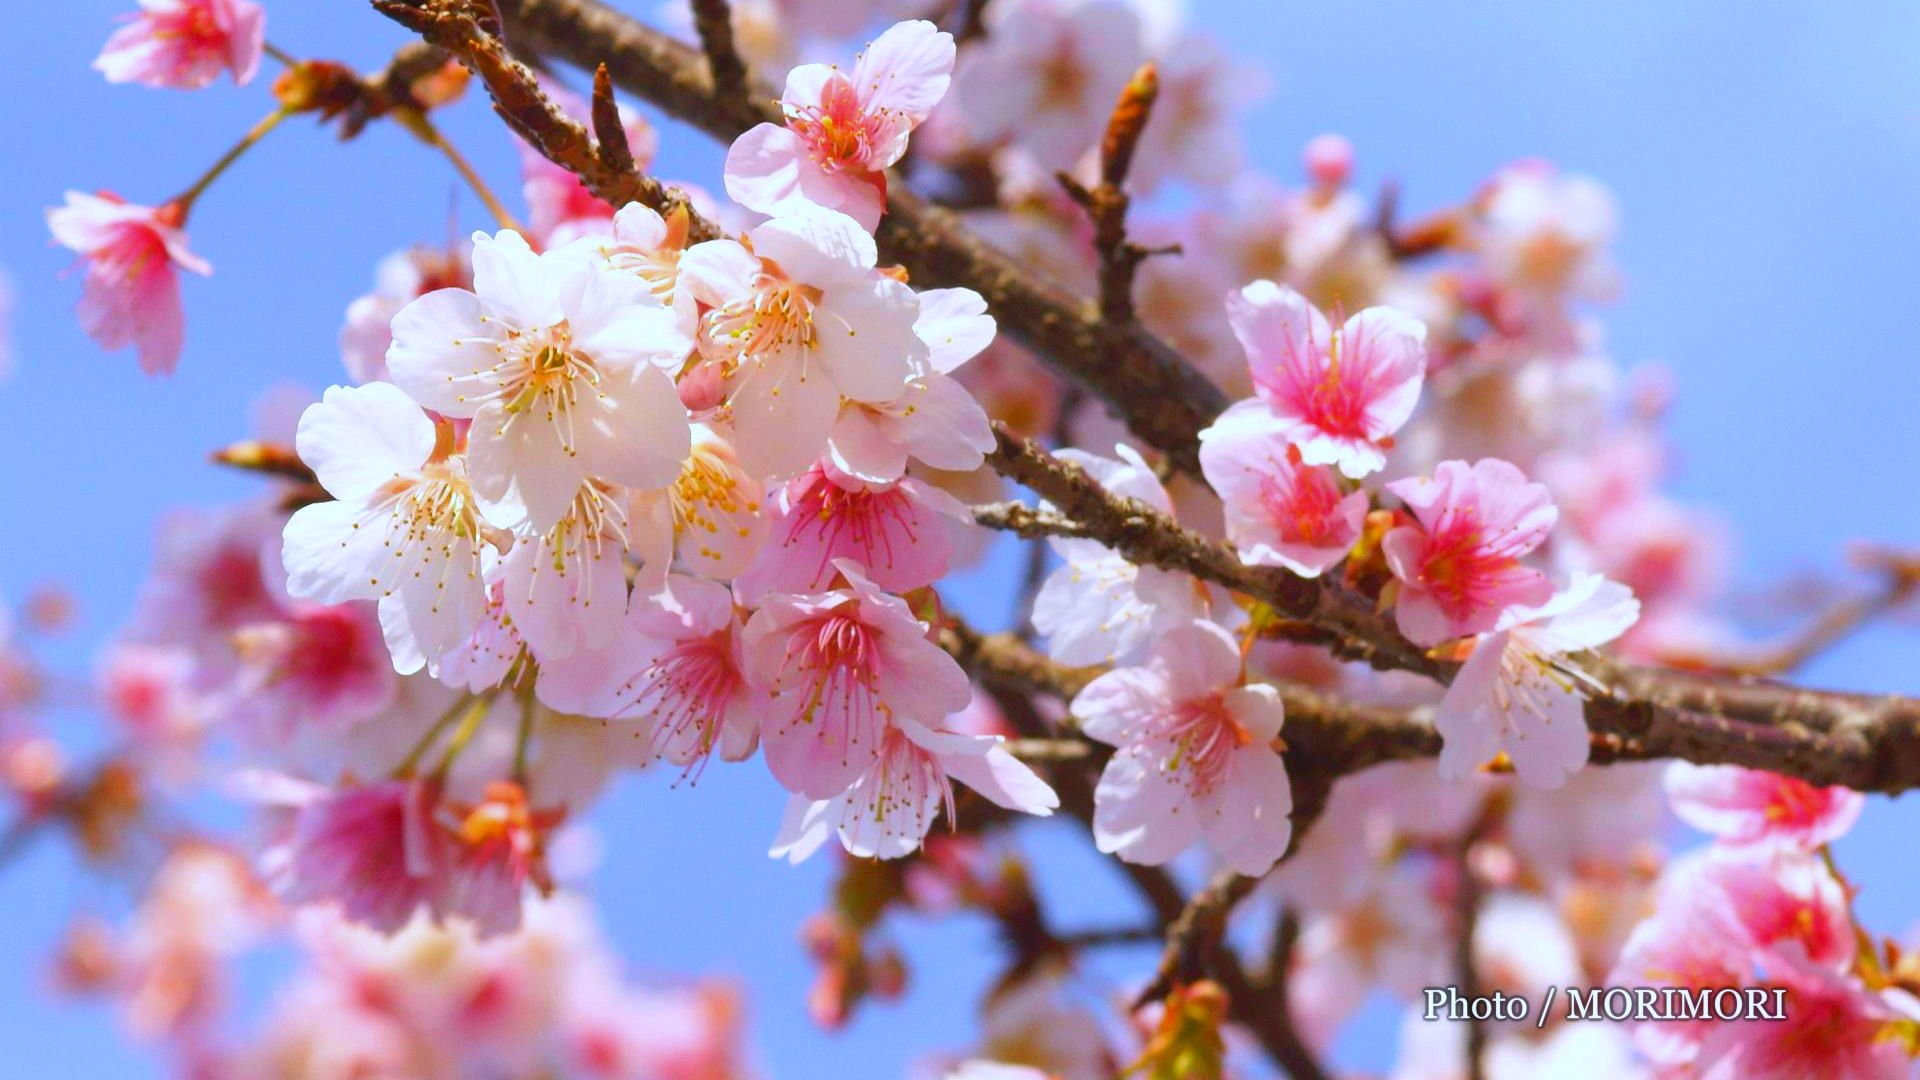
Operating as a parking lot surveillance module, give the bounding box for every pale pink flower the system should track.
[680,210,927,479]
[727,21,954,229]
[563,202,697,341]
[1076,619,1294,875]
[741,560,971,798]
[826,287,997,483]
[99,643,204,749]
[1664,763,1864,850]
[1198,402,1367,577]
[128,503,282,655]
[1225,281,1427,478]
[494,481,630,661]
[1479,161,1619,307]
[47,192,209,375]
[280,383,498,674]
[1611,853,1755,1067]
[770,714,1057,862]
[339,245,472,385]
[1032,445,1206,666]
[1383,458,1559,646]
[1694,956,1908,1080]
[627,424,769,587]
[737,461,969,596]
[948,0,1144,170]
[1432,572,1638,788]
[436,580,525,693]
[387,229,692,532]
[229,600,398,736]
[94,0,265,89]
[536,574,758,773]
[944,1064,1054,1080]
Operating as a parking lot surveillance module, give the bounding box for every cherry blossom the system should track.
[679,209,927,478]
[563,202,696,339]
[47,192,209,375]
[227,600,397,737]
[1694,955,1909,1080]
[536,574,758,773]
[94,0,265,90]
[262,775,452,935]
[627,423,769,587]
[280,383,497,673]
[1225,281,1428,479]
[1031,444,1205,666]
[741,560,971,799]
[339,245,472,385]
[1198,401,1368,577]
[387,228,692,532]
[1664,762,1864,851]
[1432,572,1638,788]
[727,20,955,229]
[949,0,1144,170]
[1383,458,1559,646]
[1076,619,1293,875]
[738,461,969,596]
[826,286,998,483]
[769,713,1057,862]
[493,481,630,661]
[1478,161,1619,309]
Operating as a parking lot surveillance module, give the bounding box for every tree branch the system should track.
[376,0,720,241]
[686,0,748,105]
[1057,63,1175,325]
[976,425,1920,794]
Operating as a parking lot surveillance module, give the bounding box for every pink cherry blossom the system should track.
[1199,401,1367,577]
[770,714,1057,862]
[127,503,282,657]
[1702,845,1855,970]
[1694,956,1908,1080]
[627,424,769,588]
[1665,762,1864,851]
[1032,444,1206,666]
[949,0,1145,170]
[94,0,265,90]
[741,560,972,799]
[266,776,452,935]
[726,20,955,229]
[1479,161,1619,308]
[536,574,758,774]
[1432,572,1639,788]
[493,481,630,661]
[280,383,498,674]
[386,229,692,532]
[1076,619,1294,875]
[1225,281,1427,478]
[737,461,969,596]
[826,287,997,483]
[339,245,472,385]
[47,192,210,375]
[564,202,697,341]
[1610,852,1756,1067]
[228,600,397,737]
[679,210,927,479]
[99,643,204,750]
[1383,458,1559,646]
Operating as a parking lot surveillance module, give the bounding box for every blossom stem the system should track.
[393,693,475,778]
[510,683,537,786]
[262,42,300,69]
[173,107,292,219]
[394,107,524,233]
[1820,844,1887,988]
[432,692,499,780]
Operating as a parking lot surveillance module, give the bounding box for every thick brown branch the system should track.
[687,0,748,103]
[979,425,1920,794]
[501,0,1227,475]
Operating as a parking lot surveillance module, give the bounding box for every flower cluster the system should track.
[21,1,1918,1078]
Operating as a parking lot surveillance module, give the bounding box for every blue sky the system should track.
[2,1,1917,1076]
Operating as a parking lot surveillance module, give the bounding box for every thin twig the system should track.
[1058,64,1171,325]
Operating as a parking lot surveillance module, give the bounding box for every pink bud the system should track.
[677,361,728,413]
[1303,133,1353,189]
